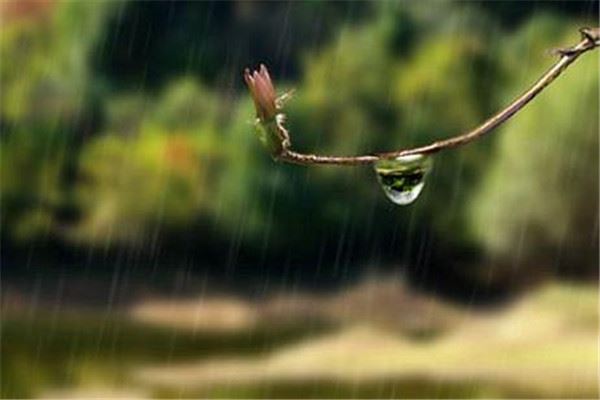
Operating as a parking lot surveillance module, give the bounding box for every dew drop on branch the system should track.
[374,154,433,206]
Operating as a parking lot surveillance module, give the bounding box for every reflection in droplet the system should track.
[374,154,433,205]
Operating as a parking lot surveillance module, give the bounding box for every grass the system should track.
[1,281,597,398]
[1,312,331,398]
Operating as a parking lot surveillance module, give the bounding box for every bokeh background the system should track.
[1,0,598,398]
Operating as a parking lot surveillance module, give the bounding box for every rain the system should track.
[1,1,598,399]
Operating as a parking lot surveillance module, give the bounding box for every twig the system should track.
[244,27,600,166]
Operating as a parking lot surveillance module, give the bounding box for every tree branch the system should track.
[244,27,600,166]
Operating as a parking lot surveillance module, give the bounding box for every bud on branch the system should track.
[244,27,599,166]
[244,64,278,122]
[244,64,291,157]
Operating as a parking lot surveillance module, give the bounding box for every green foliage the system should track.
[0,1,117,242]
[212,98,292,248]
[292,21,394,155]
[389,28,502,246]
[70,76,225,245]
[1,1,597,280]
[0,1,115,123]
[152,78,217,131]
[72,125,223,245]
[0,128,65,241]
[469,20,599,273]
[2,2,599,397]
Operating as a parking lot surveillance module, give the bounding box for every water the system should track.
[374,154,433,205]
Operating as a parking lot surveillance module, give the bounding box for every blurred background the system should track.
[1,0,598,398]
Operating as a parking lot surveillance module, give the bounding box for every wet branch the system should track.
[244,27,600,166]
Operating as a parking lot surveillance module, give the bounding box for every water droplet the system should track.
[374,154,433,205]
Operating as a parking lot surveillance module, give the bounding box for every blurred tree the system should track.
[391,28,502,249]
[70,78,223,246]
[71,129,214,245]
[214,6,504,284]
[94,1,373,90]
[478,0,598,28]
[0,1,116,241]
[0,1,114,123]
[0,128,63,241]
[152,78,218,131]
[1,0,596,292]
[469,18,599,278]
